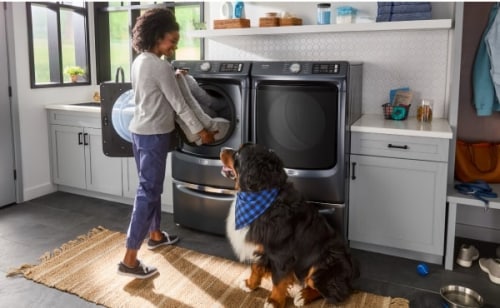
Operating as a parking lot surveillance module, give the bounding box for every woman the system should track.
[117,8,217,279]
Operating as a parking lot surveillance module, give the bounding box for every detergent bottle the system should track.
[234,2,245,18]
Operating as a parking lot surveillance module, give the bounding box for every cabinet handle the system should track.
[83,133,89,146]
[388,144,408,150]
[351,162,356,180]
[78,132,83,145]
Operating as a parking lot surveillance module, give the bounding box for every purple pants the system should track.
[126,132,171,250]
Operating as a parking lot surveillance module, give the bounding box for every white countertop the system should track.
[352,114,453,139]
[45,103,101,114]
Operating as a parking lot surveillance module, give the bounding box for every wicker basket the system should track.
[382,103,411,120]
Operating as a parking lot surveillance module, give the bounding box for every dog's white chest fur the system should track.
[226,200,259,262]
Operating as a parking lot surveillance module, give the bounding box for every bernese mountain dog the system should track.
[220,143,359,308]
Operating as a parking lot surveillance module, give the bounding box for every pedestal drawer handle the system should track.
[388,144,408,150]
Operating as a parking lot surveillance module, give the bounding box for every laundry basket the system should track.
[382,103,411,120]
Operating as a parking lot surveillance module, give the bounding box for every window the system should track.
[94,2,203,84]
[26,2,90,88]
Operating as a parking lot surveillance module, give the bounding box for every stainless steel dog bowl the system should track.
[440,285,484,308]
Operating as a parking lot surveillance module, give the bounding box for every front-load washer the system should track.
[170,60,251,235]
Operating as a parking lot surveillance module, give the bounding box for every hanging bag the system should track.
[455,139,500,183]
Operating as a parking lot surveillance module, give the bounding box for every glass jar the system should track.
[317,3,331,25]
[417,99,433,122]
[336,6,356,24]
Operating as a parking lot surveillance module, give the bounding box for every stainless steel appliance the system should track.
[170,60,251,235]
[250,61,362,236]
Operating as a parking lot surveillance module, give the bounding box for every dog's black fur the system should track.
[222,143,359,306]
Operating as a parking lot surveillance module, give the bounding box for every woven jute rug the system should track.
[8,227,409,308]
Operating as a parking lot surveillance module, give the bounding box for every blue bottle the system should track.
[234,2,245,18]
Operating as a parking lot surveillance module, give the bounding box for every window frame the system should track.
[26,2,91,88]
[93,2,204,84]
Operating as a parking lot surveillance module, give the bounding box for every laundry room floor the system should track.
[0,191,498,307]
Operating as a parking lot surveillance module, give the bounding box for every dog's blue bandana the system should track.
[235,188,279,230]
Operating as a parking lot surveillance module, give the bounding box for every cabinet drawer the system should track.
[48,110,101,128]
[351,132,449,162]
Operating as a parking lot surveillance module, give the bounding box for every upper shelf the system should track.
[188,19,453,38]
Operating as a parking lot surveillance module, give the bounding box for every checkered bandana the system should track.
[235,188,279,230]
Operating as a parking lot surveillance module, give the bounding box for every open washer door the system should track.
[100,82,134,157]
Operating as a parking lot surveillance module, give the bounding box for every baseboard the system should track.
[23,182,56,202]
[349,241,443,265]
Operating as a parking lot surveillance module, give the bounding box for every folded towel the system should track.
[376,11,431,22]
[378,3,431,14]
[378,2,428,7]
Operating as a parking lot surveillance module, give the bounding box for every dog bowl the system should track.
[440,285,484,308]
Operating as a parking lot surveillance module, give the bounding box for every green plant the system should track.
[64,65,85,76]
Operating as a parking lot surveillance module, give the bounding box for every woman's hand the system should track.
[175,69,189,77]
[197,129,218,144]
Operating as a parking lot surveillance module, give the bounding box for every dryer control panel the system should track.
[251,61,349,77]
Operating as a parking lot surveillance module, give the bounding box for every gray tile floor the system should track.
[0,192,498,307]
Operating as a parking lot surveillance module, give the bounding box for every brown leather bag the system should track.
[455,140,500,183]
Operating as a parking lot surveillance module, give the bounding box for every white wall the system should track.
[7,3,99,201]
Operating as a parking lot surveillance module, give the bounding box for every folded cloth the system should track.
[454,180,498,206]
[175,74,230,145]
[377,3,431,14]
[378,2,427,7]
[376,11,431,22]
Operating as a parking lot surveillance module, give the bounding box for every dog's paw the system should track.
[263,300,277,308]
[293,293,305,307]
[238,279,252,292]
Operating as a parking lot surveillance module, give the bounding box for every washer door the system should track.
[100,82,134,157]
[178,78,240,159]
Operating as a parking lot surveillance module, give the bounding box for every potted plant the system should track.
[64,66,85,82]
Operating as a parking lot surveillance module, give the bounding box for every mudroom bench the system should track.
[445,183,500,270]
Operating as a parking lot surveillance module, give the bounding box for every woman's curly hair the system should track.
[132,8,179,53]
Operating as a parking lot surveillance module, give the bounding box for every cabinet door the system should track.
[84,127,122,195]
[123,157,137,199]
[348,154,447,255]
[51,125,86,189]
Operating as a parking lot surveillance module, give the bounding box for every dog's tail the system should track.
[314,248,359,304]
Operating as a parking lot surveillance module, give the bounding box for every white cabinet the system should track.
[348,131,449,264]
[48,109,122,196]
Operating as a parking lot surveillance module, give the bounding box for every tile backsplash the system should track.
[206,28,451,119]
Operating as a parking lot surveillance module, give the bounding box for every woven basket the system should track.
[382,103,411,120]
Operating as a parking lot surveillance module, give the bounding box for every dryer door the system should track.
[100,82,134,157]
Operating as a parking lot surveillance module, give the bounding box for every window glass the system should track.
[94,2,203,83]
[109,11,131,81]
[30,4,53,84]
[27,2,90,88]
[176,4,201,60]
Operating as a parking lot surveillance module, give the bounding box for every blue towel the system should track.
[378,3,431,14]
[378,2,425,6]
[376,11,431,22]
